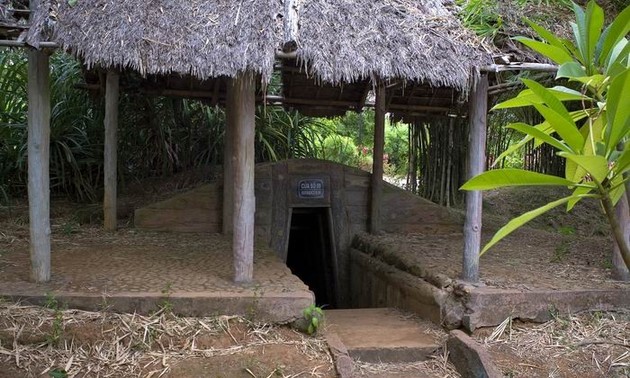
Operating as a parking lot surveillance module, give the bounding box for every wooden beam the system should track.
[481,63,558,73]
[356,81,372,111]
[462,72,488,283]
[265,95,452,113]
[282,0,299,52]
[223,79,235,235]
[103,70,119,231]
[370,82,386,234]
[231,72,256,283]
[27,49,51,283]
[0,40,58,48]
[210,79,221,107]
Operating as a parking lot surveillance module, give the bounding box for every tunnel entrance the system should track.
[286,207,337,308]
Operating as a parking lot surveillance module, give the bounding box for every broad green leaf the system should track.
[565,157,584,182]
[493,86,590,110]
[525,19,573,57]
[523,79,574,121]
[586,1,605,65]
[558,153,610,183]
[568,185,595,211]
[461,169,575,191]
[513,37,574,65]
[606,69,630,153]
[609,174,626,206]
[481,195,589,255]
[615,148,630,175]
[557,62,587,79]
[571,74,606,89]
[599,3,630,67]
[507,123,570,153]
[607,39,630,74]
[533,104,583,151]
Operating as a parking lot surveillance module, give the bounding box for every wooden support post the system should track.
[231,72,256,283]
[370,82,386,234]
[223,80,235,234]
[27,49,51,283]
[103,71,120,231]
[613,194,630,281]
[463,72,488,283]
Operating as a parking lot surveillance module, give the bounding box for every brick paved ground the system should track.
[0,225,312,321]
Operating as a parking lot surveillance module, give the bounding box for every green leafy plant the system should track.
[157,282,174,315]
[48,368,68,378]
[302,304,324,335]
[462,1,630,269]
[44,293,64,346]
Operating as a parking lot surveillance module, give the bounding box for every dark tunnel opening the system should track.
[286,207,337,308]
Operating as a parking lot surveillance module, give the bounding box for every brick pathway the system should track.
[0,227,312,321]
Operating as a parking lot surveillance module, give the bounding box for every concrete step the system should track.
[324,307,440,363]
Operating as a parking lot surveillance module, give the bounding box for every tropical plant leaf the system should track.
[533,104,583,151]
[525,18,574,56]
[606,69,630,154]
[507,122,570,153]
[558,153,610,183]
[481,195,590,255]
[598,3,630,67]
[557,61,587,79]
[493,86,590,110]
[568,185,596,211]
[461,169,575,191]
[513,37,574,65]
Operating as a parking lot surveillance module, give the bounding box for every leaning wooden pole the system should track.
[223,80,235,235]
[231,72,256,283]
[27,49,51,283]
[103,70,120,231]
[463,72,488,283]
[370,82,386,234]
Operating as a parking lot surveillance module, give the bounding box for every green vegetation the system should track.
[44,292,64,346]
[462,1,630,269]
[301,304,324,335]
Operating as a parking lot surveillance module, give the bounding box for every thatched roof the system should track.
[26,0,488,89]
[294,0,490,92]
[29,0,284,82]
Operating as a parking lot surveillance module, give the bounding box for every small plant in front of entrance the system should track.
[301,304,324,335]
[44,292,65,347]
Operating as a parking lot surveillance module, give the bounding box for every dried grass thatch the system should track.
[28,0,284,82]
[295,0,491,92]
[26,0,490,91]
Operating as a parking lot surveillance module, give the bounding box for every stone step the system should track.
[324,307,440,363]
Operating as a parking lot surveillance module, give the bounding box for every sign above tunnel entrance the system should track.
[298,179,324,199]
[290,176,331,207]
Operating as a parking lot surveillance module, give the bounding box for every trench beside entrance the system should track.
[286,207,337,308]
